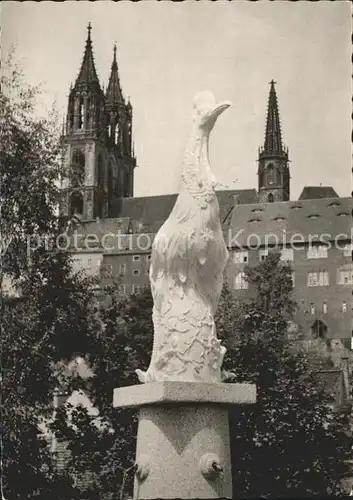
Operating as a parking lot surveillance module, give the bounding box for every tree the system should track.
[1,50,96,499]
[50,284,154,499]
[57,252,351,499]
[216,252,351,498]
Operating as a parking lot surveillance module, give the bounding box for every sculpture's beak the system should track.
[202,101,231,129]
[209,101,232,121]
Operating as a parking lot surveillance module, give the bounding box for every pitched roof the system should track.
[299,186,339,200]
[110,189,258,233]
[228,196,352,247]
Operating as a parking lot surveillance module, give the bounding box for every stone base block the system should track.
[113,382,256,499]
[113,381,256,409]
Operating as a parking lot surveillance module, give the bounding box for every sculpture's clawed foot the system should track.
[135,369,148,383]
[221,369,237,382]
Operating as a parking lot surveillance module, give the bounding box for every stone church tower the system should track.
[257,80,290,203]
[61,24,136,220]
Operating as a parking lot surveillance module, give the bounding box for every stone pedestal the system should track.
[113,382,256,499]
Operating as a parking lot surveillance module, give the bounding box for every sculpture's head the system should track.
[193,91,231,131]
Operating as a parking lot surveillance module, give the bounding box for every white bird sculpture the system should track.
[136,91,231,383]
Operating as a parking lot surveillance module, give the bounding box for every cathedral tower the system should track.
[105,43,135,201]
[257,81,290,203]
[61,24,136,220]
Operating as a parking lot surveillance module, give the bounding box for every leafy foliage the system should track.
[1,50,93,499]
[58,254,351,499]
[216,252,351,498]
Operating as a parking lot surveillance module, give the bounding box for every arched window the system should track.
[311,319,327,339]
[115,124,119,145]
[70,191,83,217]
[78,96,84,129]
[97,155,104,189]
[71,149,85,186]
[86,98,90,128]
[267,164,275,184]
[268,193,274,203]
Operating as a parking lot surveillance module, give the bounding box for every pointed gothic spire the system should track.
[263,80,284,154]
[74,23,101,89]
[106,43,124,107]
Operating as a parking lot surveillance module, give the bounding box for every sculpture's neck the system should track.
[182,123,214,193]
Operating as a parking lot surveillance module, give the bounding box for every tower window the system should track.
[342,302,347,313]
[267,193,274,203]
[71,149,85,186]
[310,304,315,315]
[78,96,84,129]
[115,124,119,145]
[323,302,327,314]
[133,255,140,262]
[69,191,84,217]
[133,269,140,276]
[267,164,275,184]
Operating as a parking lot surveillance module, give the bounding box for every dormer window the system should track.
[248,218,262,223]
[273,216,285,221]
[328,201,340,207]
[307,214,320,219]
[291,205,302,210]
[337,212,349,217]
[251,208,263,214]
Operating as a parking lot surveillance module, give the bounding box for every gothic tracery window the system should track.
[70,191,84,217]
[267,164,275,184]
[71,149,85,186]
[78,96,84,129]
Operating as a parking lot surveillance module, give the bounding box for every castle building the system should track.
[62,27,352,357]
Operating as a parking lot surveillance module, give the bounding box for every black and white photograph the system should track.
[1,1,352,499]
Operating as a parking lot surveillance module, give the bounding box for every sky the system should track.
[2,1,351,199]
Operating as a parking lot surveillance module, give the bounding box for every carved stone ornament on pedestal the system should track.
[136,91,231,384]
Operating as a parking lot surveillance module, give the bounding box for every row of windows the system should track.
[234,270,353,289]
[233,243,352,264]
[117,284,149,296]
[308,302,349,315]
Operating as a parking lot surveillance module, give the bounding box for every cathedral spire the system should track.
[105,43,124,108]
[74,23,101,89]
[263,80,284,154]
[258,81,290,203]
